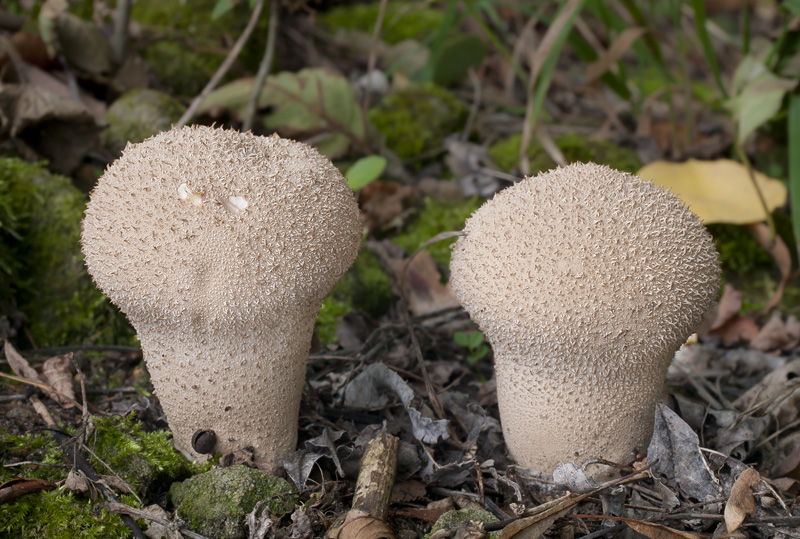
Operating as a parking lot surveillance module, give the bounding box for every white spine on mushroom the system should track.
[82,126,362,462]
[449,162,720,479]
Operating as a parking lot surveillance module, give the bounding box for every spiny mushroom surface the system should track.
[82,125,362,461]
[449,162,720,477]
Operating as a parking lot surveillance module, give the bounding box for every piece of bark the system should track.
[327,431,399,539]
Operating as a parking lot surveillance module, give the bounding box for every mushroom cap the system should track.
[449,162,720,472]
[82,125,362,326]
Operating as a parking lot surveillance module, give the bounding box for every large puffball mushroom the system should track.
[449,162,720,477]
[82,125,362,461]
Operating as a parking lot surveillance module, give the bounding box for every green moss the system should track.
[707,223,775,276]
[488,133,642,175]
[102,89,186,155]
[427,508,499,538]
[89,415,196,493]
[316,249,394,344]
[0,490,139,539]
[133,0,260,97]
[0,416,194,538]
[169,465,297,539]
[369,83,468,161]
[393,196,483,267]
[320,2,446,45]
[0,158,135,347]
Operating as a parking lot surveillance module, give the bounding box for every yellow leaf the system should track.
[637,159,787,224]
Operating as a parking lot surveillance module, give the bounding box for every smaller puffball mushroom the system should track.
[82,126,362,461]
[449,163,720,477]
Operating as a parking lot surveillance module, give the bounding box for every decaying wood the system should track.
[326,430,399,539]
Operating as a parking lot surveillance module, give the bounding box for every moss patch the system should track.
[320,2,446,45]
[0,415,195,538]
[369,83,468,161]
[488,133,642,175]
[316,249,394,343]
[169,465,297,539]
[0,158,135,347]
[393,196,483,267]
[102,89,186,155]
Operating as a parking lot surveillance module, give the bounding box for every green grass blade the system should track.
[789,94,800,260]
[691,0,728,98]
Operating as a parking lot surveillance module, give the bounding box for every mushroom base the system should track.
[135,314,314,463]
[495,356,665,479]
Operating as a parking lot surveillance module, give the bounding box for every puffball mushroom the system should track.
[82,125,362,461]
[449,162,720,477]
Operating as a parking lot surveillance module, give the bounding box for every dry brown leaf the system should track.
[40,353,75,408]
[745,223,792,311]
[724,467,760,532]
[710,284,743,331]
[770,442,800,479]
[359,181,417,231]
[393,251,459,316]
[393,498,453,524]
[326,511,396,539]
[0,477,58,504]
[708,313,760,347]
[626,520,703,539]
[749,311,789,352]
[3,340,42,383]
[734,358,800,425]
[498,504,574,539]
[586,27,647,83]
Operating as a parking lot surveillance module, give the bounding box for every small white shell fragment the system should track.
[177,183,203,207]
[223,196,248,213]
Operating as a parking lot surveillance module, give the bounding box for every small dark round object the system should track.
[191,429,217,454]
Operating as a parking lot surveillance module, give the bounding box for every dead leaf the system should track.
[359,181,417,231]
[745,222,792,311]
[390,480,427,503]
[734,358,800,425]
[344,363,449,444]
[724,467,760,532]
[0,477,57,504]
[625,520,704,539]
[498,504,573,539]
[648,403,721,502]
[770,440,800,479]
[394,497,453,523]
[708,314,760,347]
[99,474,135,495]
[637,159,787,224]
[40,353,75,407]
[326,510,396,539]
[749,311,789,352]
[63,469,92,497]
[4,339,42,383]
[710,284,743,331]
[586,27,647,83]
[392,251,459,316]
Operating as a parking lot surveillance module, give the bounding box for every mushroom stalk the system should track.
[449,163,720,478]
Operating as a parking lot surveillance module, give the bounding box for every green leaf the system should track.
[345,155,387,191]
[198,68,368,157]
[785,0,800,18]
[691,0,728,98]
[453,331,471,347]
[727,68,798,143]
[466,331,484,349]
[211,0,234,20]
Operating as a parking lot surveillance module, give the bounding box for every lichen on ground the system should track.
[169,465,298,539]
[0,158,135,347]
[392,196,484,267]
[427,508,499,538]
[319,2,446,45]
[0,414,196,538]
[488,133,642,175]
[369,83,468,161]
